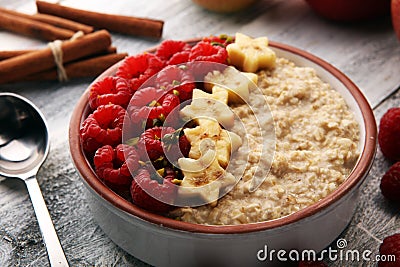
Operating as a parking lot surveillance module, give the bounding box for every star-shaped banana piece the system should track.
[204,66,258,104]
[180,87,234,128]
[178,146,236,203]
[183,118,242,168]
[227,32,276,73]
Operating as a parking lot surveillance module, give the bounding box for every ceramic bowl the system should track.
[69,40,377,267]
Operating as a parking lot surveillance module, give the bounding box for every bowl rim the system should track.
[69,39,377,234]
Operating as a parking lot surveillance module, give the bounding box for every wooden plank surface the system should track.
[0,0,399,266]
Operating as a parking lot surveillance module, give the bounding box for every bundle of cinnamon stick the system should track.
[0,1,164,84]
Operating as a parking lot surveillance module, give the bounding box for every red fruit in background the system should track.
[304,0,391,21]
[378,233,400,267]
[393,0,400,41]
[378,107,400,161]
[380,162,400,203]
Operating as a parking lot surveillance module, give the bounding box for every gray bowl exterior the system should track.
[81,173,362,267]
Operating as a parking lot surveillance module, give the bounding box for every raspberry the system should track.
[161,130,191,163]
[94,144,140,193]
[189,41,228,64]
[156,65,195,102]
[137,126,176,161]
[80,104,125,154]
[298,261,327,267]
[179,134,190,158]
[380,162,400,203]
[130,168,177,213]
[89,76,132,110]
[378,107,400,161]
[155,40,191,64]
[203,34,234,47]
[378,233,400,267]
[116,53,165,92]
[128,87,180,127]
[167,51,190,65]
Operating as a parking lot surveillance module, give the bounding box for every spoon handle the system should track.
[25,176,70,267]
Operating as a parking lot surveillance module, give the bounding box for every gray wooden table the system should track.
[0,0,399,266]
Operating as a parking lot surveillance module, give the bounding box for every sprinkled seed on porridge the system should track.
[170,57,360,225]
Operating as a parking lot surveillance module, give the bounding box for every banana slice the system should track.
[193,87,228,104]
[178,148,216,173]
[204,66,258,104]
[227,131,242,152]
[184,118,240,168]
[180,88,234,128]
[226,32,276,73]
[178,150,236,203]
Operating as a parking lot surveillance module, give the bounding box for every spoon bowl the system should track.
[0,93,49,179]
[0,92,69,267]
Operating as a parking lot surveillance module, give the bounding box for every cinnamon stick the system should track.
[36,0,164,38]
[0,7,93,34]
[0,46,117,61]
[21,53,127,82]
[0,10,75,41]
[0,30,112,84]
[0,50,33,60]
[32,13,94,34]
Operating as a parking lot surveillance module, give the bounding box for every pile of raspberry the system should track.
[79,35,231,213]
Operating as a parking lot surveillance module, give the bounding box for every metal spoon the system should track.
[0,93,69,267]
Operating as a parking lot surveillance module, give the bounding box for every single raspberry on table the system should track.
[89,76,132,110]
[130,168,177,213]
[378,107,400,161]
[137,126,176,161]
[128,87,180,128]
[94,144,140,193]
[203,34,234,47]
[380,161,400,203]
[80,104,125,154]
[155,40,191,65]
[189,41,228,64]
[116,53,165,92]
[378,233,400,267]
[156,65,195,102]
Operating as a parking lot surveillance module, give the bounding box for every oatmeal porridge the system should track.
[170,57,360,225]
